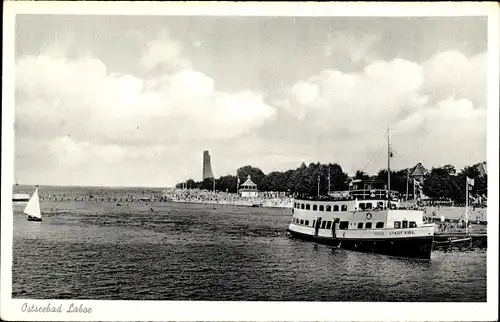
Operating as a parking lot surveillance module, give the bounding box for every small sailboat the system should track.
[24,188,42,222]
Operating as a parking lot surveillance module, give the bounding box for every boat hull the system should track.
[27,216,42,222]
[287,229,433,260]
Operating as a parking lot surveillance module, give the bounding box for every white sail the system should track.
[23,188,41,219]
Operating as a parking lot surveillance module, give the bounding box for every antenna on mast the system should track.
[387,127,391,209]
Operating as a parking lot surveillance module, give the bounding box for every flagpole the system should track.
[465,176,468,235]
[413,179,416,202]
[406,169,409,203]
[317,175,320,197]
[328,165,331,194]
[387,127,391,209]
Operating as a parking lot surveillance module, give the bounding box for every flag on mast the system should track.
[328,166,331,193]
[467,177,475,187]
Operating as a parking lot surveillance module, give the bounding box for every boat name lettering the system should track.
[374,231,384,236]
[389,230,416,236]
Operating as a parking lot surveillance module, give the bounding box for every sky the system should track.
[13,14,488,187]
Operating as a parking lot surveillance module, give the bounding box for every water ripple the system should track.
[13,198,486,301]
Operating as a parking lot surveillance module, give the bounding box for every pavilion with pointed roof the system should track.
[239,175,259,198]
[409,162,428,182]
[407,162,428,201]
[475,161,487,177]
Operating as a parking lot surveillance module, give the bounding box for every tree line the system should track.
[422,164,487,204]
[175,162,487,203]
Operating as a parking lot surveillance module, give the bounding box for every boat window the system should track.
[300,219,304,225]
[402,220,408,228]
[321,221,327,229]
[301,203,305,209]
[359,203,365,210]
[326,221,332,229]
[313,205,317,211]
[319,205,324,211]
[366,203,372,210]
[326,205,332,212]
[376,222,384,228]
[394,221,401,229]
[357,222,364,229]
[306,204,310,210]
[377,202,384,208]
[409,221,417,228]
[339,221,349,230]
[365,222,372,229]
[341,205,347,211]
[305,220,309,226]
[333,205,339,212]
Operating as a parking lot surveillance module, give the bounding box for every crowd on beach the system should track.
[436,220,468,233]
[37,192,163,203]
[161,188,293,208]
[33,189,294,208]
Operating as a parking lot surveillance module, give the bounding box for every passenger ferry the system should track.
[287,130,435,259]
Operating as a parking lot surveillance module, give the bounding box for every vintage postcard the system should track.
[1,1,499,321]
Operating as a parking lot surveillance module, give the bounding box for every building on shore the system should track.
[239,175,258,198]
[409,162,428,201]
[475,161,487,177]
[202,150,214,180]
[409,162,428,182]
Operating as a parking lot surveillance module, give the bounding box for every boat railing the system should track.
[295,195,349,202]
[294,189,399,202]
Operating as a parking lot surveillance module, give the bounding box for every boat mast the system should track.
[328,165,331,194]
[405,169,409,202]
[387,128,391,208]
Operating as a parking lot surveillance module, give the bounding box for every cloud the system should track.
[323,31,381,64]
[15,35,277,185]
[283,50,486,174]
[422,50,486,108]
[139,36,191,73]
[288,58,428,134]
[13,25,487,186]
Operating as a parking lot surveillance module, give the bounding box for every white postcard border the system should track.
[1,2,499,321]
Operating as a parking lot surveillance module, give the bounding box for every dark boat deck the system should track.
[433,233,487,249]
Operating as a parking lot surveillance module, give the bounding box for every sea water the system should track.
[12,186,486,301]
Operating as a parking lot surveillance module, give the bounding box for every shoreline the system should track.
[166,199,293,209]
